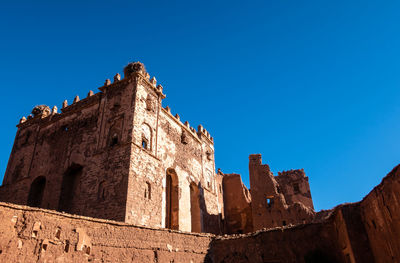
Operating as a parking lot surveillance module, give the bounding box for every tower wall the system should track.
[0,62,223,234]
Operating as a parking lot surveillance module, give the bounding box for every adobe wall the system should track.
[222,173,252,234]
[276,169,314,209]
[249,154,315,231]
[0,84,134,222]
[0,202,212,263]
[124,70,223,233]
[0,163,398,262]
[0,62,224,234]
[209,222,344,263]
[360,164,400,262]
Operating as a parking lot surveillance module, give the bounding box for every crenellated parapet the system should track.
[161,105,214,145]
[16,61,167,129]
[122,61,165,99]
[17,89,102,130]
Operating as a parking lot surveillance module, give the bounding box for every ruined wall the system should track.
[209,163,400,263]
[0,202,212,263]
[222,173,252,234]
[249,154,315,231]
[360,164,400,263]
[276,169,314,210]
[209,222,344,263]
[0,163,399,262]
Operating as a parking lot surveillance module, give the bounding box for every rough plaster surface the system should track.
[0,164,398,262]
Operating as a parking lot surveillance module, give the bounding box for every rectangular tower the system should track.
[0,62,224,234]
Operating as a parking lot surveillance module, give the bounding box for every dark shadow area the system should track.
[58,164,83,213]
[197,182,223,235]
[27,176,46,208]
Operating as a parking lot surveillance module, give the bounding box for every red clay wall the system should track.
[360,164,400,263]
[0,161,399,263]
[0,202,213,263]
[222,173,252,234]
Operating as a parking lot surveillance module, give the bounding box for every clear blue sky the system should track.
[1,1,399,211]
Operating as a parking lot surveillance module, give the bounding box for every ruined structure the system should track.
[0,61,398,262]
[0,163,398,262]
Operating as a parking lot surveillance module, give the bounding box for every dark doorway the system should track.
[27,176,46,208]
[58,164,83,213]
[165,168,179,230]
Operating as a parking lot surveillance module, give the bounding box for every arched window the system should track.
[141,123,151,150]
[27,176,46,208]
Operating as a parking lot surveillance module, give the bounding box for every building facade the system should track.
[0,62,314,235]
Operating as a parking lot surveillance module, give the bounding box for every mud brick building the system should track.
[0,62,223,234]
[0,61,399,262]
[0,62,317,236]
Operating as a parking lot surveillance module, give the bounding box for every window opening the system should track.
[266,197,274,208]
[142,139,148,149]
[110,133,118,146]
[293,183,300,194]
[145,182,151,199]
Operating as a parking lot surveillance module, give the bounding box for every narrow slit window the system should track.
[110,133,118,146]
[145,182,151,199]
[293,183,300,194]
[266,197,274,208]
[142,139,148,149]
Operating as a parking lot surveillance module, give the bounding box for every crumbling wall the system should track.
[209,221,343,263]
[222,173,252,234]
[0,202,212,263]
[0,162,399,263]
[360,164,400,263]
[276,169,314,210]
[249,154,315,231]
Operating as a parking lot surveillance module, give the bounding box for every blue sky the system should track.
[1,1,399,211]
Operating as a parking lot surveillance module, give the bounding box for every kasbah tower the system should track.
[0,61,398,263]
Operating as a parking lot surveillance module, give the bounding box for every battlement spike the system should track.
[165,106,171,113]
[104,79,111,86]
[87,90,94,97]
[184,121,190,127]
[145,72,150,80]
[157,84,163,92]
[150,77,157,86]
[114,73,121,82]
[175,114,180,120]
[19,116,26,124]
[52,106,58,114]
[73,95,80,103]
[62,100,68,109]
[197,124,203,133]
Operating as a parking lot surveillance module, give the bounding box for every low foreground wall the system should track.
[0,164,399,262]
[0,203,213,262]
